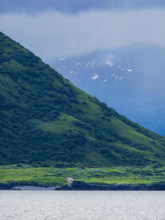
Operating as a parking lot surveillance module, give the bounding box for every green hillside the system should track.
[0,32,165,169]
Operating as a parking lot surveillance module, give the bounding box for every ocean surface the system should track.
[0,191,165,220]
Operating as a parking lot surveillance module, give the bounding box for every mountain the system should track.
[1,32,165,169]
[47,43,165,135]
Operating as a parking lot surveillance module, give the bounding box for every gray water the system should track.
[0,191,165,220]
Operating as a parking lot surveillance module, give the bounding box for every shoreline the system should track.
[1,181,165,191]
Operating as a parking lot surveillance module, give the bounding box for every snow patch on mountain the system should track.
[69,70,74,74]
[105,61,113,67]
[86,61,95,68]
[92,74,99,80]
[59,57,66,61]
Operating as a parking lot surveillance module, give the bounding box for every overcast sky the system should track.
[1,0,165,13]
[0,0,165,60]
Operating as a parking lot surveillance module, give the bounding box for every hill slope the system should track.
[47,44,165,135]
[0,32,165,168]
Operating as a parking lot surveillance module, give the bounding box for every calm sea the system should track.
[0,191,165,220]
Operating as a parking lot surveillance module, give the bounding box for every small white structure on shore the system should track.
[67,178,74,183]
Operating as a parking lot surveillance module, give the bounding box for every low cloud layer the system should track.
[0,9,165,60]
[1,0,165,14]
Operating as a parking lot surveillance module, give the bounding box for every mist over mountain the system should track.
[47,43,165,135]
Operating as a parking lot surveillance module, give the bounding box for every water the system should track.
[0,191,165,220]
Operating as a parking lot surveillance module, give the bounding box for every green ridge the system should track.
[0,32,165,171]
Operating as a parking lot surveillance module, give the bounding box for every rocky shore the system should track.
[55,181,165,191]
[1,181,165,190]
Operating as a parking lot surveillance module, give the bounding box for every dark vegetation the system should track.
[1,32,165,170]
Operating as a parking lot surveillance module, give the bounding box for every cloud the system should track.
[1,0,165,14]
[0,9,165,60]
[0,0,110,14]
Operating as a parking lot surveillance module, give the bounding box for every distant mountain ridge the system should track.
[47,43,165,135]
[1,32,165,168]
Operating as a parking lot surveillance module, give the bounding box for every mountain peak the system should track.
[0,32,165,168]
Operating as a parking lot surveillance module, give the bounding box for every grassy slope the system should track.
[1,32,165,172]
[1,165,165,187]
